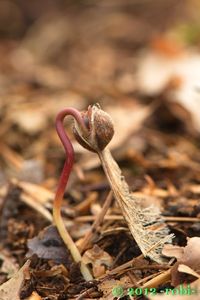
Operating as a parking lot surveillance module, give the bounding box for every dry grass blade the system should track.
[0,260,30,300]
[98,148,174,263]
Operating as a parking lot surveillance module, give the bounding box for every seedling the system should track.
[53,104,174,283]
[53,107,93,281]
[73,104,174,263]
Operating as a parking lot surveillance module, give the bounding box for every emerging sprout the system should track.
[53,107,93,281]
[73,104,114,153]
[73,104,174,264]
[53,103,173,280]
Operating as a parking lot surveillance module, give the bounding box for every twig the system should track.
[75,215,200,223]
[141,269,171,288]
[79,191,113,253]
[74,192,97,213]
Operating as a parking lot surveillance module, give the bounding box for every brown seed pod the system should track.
[73,104,114,152]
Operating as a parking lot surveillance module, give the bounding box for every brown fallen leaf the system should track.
[33,264,68,278]
[99,147,174,263]
[82,245,113,278]
[11,108,47,135]
[27,225,72,267]
[14,180,54,204]
[137,39,200,132]
[98,275,132,300]
[162,237,200,286]
[178,264,200,279]
[0,260,30,300]
[10,179,53,222]
[106,102,152,150]
[162,245,184,260]
[0,250,18,279]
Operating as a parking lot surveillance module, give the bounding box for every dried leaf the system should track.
[27,225,72,267]
[182,237,200,269]
[20,193,52,222]
[33,264,68,278]
[15,180,54,204]
[14,14,72,64]
[11,179,53,222]
[98,147,174,263]
[163,237,200,270]
[10,109,47,134]
[106,102,151,150]
[137,43,200,132]
[82,245,113,278]
[0,260,30,300]
[163,237,200,286]
[98,276,132,300]
[178,264,200,279]
[162,245,184,260]
[0,251,18,279]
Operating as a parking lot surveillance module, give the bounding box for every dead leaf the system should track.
[162,244,184,260]
[163,237,200,286]
[27,225,72,267]
[13,14,72,64]
[33,264,68,278]
[98,275,132,300]
[82,245,113,278]
[137,41,200,132]
[178,264,200,279]
[15,180,54,205]
[0,250,18,279]
[99,147,174,263]
[11,179,53,222]
[11,109,47,134]
[183,237,200,269]
[106,102,152,150]
[0,260,30,300]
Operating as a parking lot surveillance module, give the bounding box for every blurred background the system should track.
[1,0,200,186]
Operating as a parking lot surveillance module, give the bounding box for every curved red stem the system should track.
[53,107,87,222]
[52,107,93,281]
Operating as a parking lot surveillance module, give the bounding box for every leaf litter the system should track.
[0,1,200,299]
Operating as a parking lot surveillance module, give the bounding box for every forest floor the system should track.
[0,1,200,299]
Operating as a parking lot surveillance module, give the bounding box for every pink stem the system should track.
[54,107,87,219]
[53,107,93,281]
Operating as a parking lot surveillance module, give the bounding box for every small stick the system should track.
[74,192,97,213]
[79,190,113,253]
[98,255,144,279]
[141,269,171,288]
[75,215,200,223]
